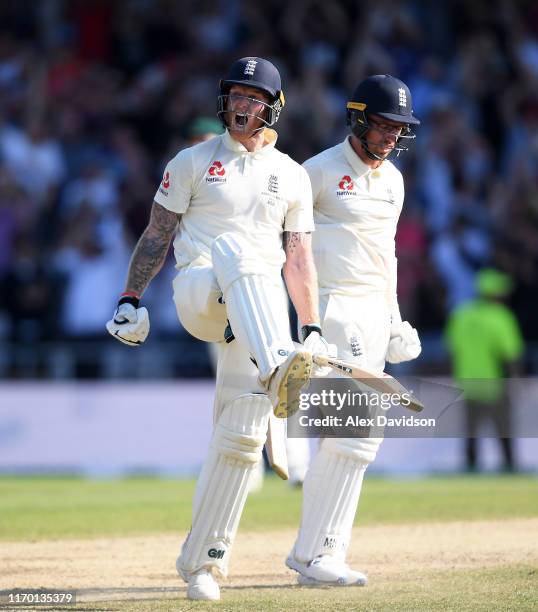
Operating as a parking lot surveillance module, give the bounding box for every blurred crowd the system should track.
[0,0,537,377]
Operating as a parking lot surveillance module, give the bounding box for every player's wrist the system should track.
[300,324,322,343]
[118,291,140,309]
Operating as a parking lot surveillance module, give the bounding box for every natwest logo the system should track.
[337,175,356,196]
[209,161,225,176]
[158,170,171,196]
[206,160,227,183]
[338,175,354,191]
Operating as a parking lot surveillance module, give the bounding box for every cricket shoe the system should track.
[286,553,368,587]
[176,555,220,601]
[266,350,312,418]
[186,569,220,601]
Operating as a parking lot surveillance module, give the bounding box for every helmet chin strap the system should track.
[359,135,403,161]
[358,133,413,161]
[359,135,386,161]
[230,126,265,137]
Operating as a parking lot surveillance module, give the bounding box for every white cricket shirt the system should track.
[154,129,314,273]
[304,136,404,304]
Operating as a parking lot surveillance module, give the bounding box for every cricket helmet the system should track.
[346,74,420,159]
[217,57,285,129]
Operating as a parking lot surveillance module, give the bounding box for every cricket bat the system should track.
[265,412,289,480]
[313,354,424,412]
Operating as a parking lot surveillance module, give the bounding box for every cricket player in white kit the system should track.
[106,57,333,601]
[286,75,422,586]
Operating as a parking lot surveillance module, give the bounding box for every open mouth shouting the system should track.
[223,92,271,134]
[234,113,248,128]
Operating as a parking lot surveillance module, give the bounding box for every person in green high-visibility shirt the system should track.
[445,269,524,472]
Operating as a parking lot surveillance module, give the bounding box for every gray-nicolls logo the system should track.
[398,87,407,107]
[350,336,363,357]
[268,174,279,194]
[244,59,257,76]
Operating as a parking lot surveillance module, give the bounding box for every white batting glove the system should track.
[301,325,337,377]
[386,321,421,364]
[106,302,150,347]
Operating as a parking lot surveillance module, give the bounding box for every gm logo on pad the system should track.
[208,548,225,559]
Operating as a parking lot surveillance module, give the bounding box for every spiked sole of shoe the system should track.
[273,351,312,418]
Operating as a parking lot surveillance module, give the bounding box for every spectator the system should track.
[53,203,130,340]
[0,232,63,344]
[0,115,66,204]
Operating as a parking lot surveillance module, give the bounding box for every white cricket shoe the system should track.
[266,350,312,418]
[186,569,220,601]
[286,553,368,587]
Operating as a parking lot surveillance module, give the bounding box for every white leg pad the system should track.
[285,437,310,485]
[211,232,294,380]
[177,394,270,578]
[293,437,382,562]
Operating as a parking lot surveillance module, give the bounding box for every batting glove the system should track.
[106,295,150,347]
[301,324,337,377]
[386,321,421,364]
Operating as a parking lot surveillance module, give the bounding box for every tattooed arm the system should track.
[124,201,181,296]
[282,231,320,327]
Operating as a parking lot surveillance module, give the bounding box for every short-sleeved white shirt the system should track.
[154,129,314,273]
[304,136,404,300]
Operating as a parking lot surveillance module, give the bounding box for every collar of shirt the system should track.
[343,135,374,178]
[223,128,278,155]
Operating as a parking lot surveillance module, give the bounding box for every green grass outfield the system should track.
[0,474,537,541]
[1,475,537,611]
